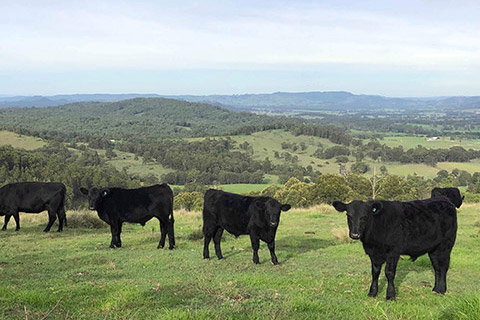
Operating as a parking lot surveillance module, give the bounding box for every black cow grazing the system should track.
[80,184,175,249]
[332,198,457,300]
[0,182,66,232]
[431,187,464,208]
[202,189,291,265]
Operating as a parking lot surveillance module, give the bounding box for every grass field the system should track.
[0,130,45,150]
[380,136,480,150]
[1,205,479,319]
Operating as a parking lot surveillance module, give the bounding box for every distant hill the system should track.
[1,91,479,111]
[167,92,480,111]
[0,97,290,140]
[0,94,162,108]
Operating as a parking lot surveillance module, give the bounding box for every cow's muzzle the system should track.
[270,222,278,227]
[88,206,95,210]
[350,233,361,240]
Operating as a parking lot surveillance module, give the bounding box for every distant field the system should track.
[218,184,271,194]
[380,135,480,150]
[0,130,45,150]
[1,205,479,319]
[104,150,173,179]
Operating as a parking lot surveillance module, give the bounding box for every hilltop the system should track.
[1,92,480,111]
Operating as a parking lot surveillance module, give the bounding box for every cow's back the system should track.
[102,184,172,222]
[1,182,65,212]
[203,189,253,235]
[364,198,457,257]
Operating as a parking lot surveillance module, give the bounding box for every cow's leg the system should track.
[56,207,66,232]
[213,227,224,260]
[157,220,167,249]
[385,255,399,300]
[203,225,216,259]
[109,223,118,248]
[267,240,278,265]
[429,250,451,294]
[167,217,175,250]
[115,222,122,248]
[250,234,261,264]
[13,212,20,231]
[44,209,57,232]
[368,256,384,297]
[2,215,11,231]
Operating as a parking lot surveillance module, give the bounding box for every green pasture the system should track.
[1,205,479,319]
[380,136,480,150]
[0,130,45,150]
[105,150,173,179]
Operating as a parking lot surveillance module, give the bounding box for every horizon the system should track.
[1,1,479,97]
[0,90,479,100]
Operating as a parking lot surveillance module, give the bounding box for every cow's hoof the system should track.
[43,229,50,233]
[168,246,175,250]
[157,245,164,249]
[433,288,446,294]
[109,245,116,249]
[57,229,63,232]
[386,295,396,301]
[1,227,6,231]
[272,261,279,265]
[254,261,260,265]
[368,292,377,298]
[217,256,224,260]
[15,229,20,232]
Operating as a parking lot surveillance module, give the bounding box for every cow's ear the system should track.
[281,204,291,212]
[371,202,383,215]
[461,195,465,201]
[101,188,110,197]
[332,201,347,212]
[254,201,266,210]
[80,187,89,195]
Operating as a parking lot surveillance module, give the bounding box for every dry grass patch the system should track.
[332,227,352,244]
[67,210,105,229]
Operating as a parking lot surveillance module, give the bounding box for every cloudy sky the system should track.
[1,0,479,96]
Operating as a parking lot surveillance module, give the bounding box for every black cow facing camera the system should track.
[0,182,66,232]
[431,187,464,208]
[202,189,291,265]
[80,184,175,249]
[333,198,457,300]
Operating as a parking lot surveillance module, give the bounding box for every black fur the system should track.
[80,184,174,249]
[0,182,66,232]
[202,189,290,264]
[431,187,464,208]
[333,198,457,300]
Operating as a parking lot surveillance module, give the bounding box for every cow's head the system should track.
[254,199,291,228]
[332,200,382,240]
[80,187,110,210]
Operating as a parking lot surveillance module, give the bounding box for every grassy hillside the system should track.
[0,130,45,150]
[1,205,479,319]
[102,129,479,183]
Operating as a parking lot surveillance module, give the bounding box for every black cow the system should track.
[332,198,457,300]
[202,189,291,265]
[431,187,464,208]
[0,182,66,232]
[80,184,174,249]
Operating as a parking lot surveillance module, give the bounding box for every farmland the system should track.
[1,204,479,319]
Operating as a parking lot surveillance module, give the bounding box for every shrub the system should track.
[67,210,105,229]
[174,192,203,211]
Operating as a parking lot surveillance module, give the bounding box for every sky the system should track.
[0,0,479,97]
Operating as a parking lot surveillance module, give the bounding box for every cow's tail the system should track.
[60,184,67,227]
[169,193,174,224]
